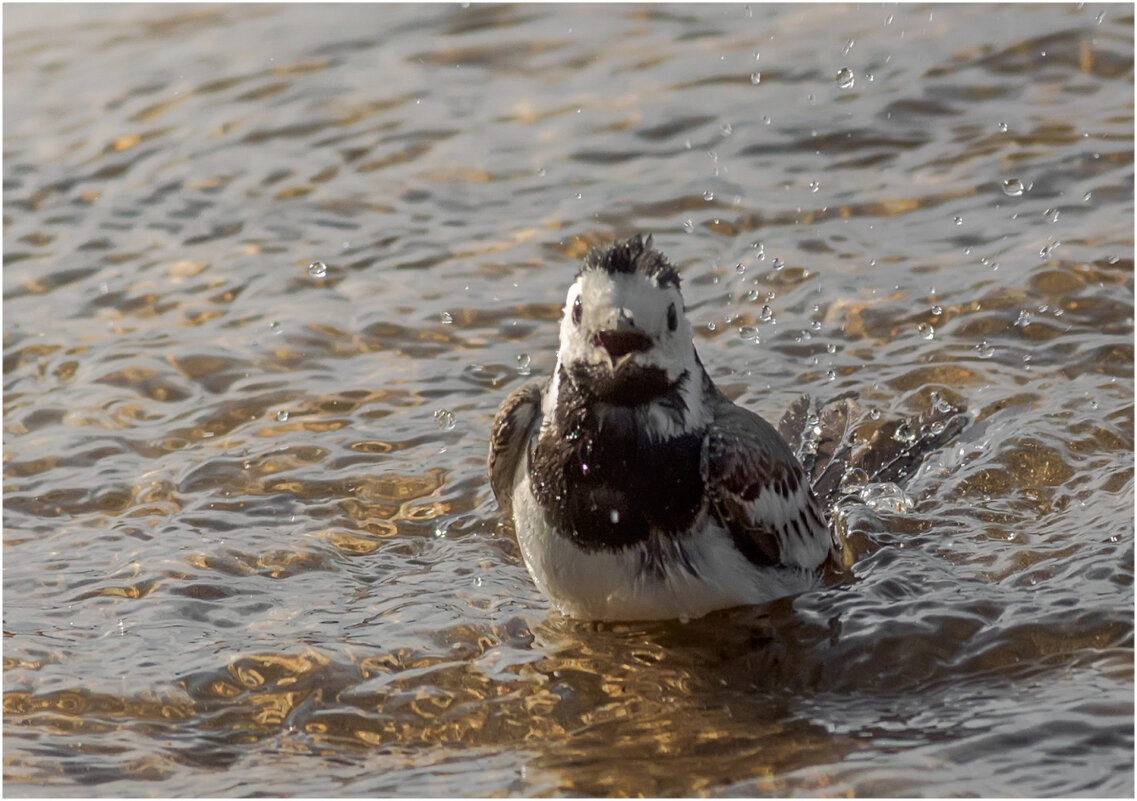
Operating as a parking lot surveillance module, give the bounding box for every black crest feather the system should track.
[581,234,680,289]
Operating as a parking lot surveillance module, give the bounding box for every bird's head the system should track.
[555,235,696,406]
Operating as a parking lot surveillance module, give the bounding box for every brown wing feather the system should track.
[488,383,542,513]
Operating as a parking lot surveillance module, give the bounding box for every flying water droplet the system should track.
[516,353,532,375]
[892,422,917,445]
[975,340,995,359]
[307,261,328,278]
[1044,208,1060,223]
[720,123,733,137]
[771,257,785,271]
[759,305,775,323]
[808,180,820,193]
[683,219,695,233]
[1082,191,1092,202]
[750,72,762,85]
[1001,178,1025,197]
[931,305,943,316]
[953,215,963,225]
[275,410,289,422]
[1039,240,1061,260]
[704,190,715,201]
[434,409,456,431]
[836,67,855,89]
[609,510,621,524]
[439,311,453,325]
[997,121,1009,133]
[861,482,914,514]
[917,322,935,340]
[1015,309,1033,327]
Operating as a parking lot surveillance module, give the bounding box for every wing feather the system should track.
[703,397,833,571]
[488,383,542,513]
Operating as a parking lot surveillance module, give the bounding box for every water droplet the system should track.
[808,180,820,193]
[537,166,547,177]
[917,322,935,340]
[930,305,943,317]
[1044,208,1060,223]
[580,462,590,476]
[839,467,869,495]
[683,219,695,233]
[892,422,917,445]
[771,257,785,271]
[307,261,328,278]
[703,190,715,201]
[574,192,582,200]
[275,410,289,422]
[953,215,963,225]
[836,67,855,89]
[1039,240,1060,260]
[842,38,855,56]
[439,311,453,325]
[609,510,621,524]
[1082,191,1092,202]
[761,114,772,125]
[1001,178,1024,197]
[750,72,762,85]
[516,353,532,375]
[739,326,760,343]
[997,121,1009,133]
[1015,309,1033,327]
[706,321,717,332]
[759,305,775,323]
[1096,10,1106,23]
[826,343,837,354]
[869,408,881,421]
[472,576,483,588]
[735,263,747,275]
[975,340,995,359]
[434,409,456,431]
[720,123,733,137]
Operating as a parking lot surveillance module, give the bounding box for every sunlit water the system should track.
[4,3,1133,796]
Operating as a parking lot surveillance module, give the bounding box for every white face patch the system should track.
[555,269,697,387]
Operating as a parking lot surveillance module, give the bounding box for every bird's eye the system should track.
[667,303,678,332]
[572,297,583,326]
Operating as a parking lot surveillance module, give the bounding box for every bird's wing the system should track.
[703,396,834,571]
[488,383,543,513]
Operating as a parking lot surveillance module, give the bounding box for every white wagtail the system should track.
[489,235,847,621]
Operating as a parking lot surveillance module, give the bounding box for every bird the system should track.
[488,234,841,622]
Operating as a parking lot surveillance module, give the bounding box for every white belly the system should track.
[510,472,817,621]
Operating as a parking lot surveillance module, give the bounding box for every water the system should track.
[4,3,1133,796]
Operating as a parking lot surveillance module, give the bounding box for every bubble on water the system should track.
[861,482,913,513]
[836,67,855,89]
[809,180,820,193]
[1044,208,1060,223]
[1001,178,1025,197]
[516,353,532,375]
[739,326,760,343]
[307,261,328,278]
[759,305,775,323]
[275,410,289,422]
[917,322,935,340]
[997,121,1009,133]
[975,340,995,359]
[750,72,762,85]
[434,409,456,431]
[771,257,785,271]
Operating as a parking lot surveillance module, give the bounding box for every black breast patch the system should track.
[530,397,705,553]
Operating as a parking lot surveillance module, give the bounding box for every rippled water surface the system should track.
[4,3,1134,796]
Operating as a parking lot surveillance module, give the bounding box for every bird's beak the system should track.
[592,328,652,368]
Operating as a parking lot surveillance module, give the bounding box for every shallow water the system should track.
[3,2,1133,796]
